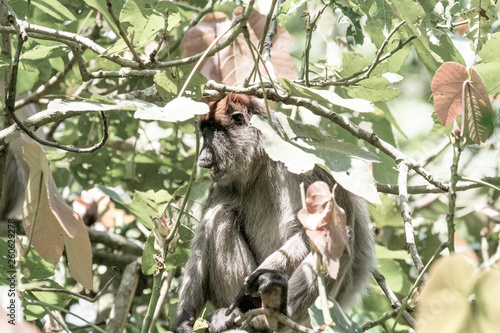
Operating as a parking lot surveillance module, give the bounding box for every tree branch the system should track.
[203,82,450,192]
[397,162,426,276]
[235,308,316,333]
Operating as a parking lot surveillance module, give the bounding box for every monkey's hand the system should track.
[227,269,288,314]
[226,269,288,331]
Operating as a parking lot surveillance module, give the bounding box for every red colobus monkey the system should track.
[173,93,374,333]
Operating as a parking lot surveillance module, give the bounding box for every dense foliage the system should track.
[0,0,499,332]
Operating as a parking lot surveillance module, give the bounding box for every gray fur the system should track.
[173,95,375,333]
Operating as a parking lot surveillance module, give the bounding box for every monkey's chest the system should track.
[237,215,289,264]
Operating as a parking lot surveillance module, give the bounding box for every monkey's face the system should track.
[198,94,267,185]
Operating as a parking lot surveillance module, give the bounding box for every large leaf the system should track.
[32,0,77,22]
[464,67,494,144]
[21,137,93,289]
[461,0,497,53]
[415,255,500,333]
[134,97,209,123]
[298,182,350,279]
[181,9,297,85]
[475,33,500,94]
[431,62,468,126]
[251,114,381,205]
[46,99,138,113]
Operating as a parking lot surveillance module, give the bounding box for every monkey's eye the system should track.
[231,112,246,126]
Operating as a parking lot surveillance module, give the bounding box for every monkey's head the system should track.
[198,93,268,185]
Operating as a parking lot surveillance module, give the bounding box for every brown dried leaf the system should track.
[21,136,93,288]
[431,62,468,126]
[298,181,331,231]
[298,182,350,279]
[181,8,296,86]
[63,215,93,289]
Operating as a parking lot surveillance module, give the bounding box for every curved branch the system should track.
[11,108,108,153]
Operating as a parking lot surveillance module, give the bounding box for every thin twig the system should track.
[375,177,500,194]
[295,32,416,87]
[26,299,108,333]
[397,161,426,275]
[245,0,279,83]
[27,267,119,302]
[299,5,328,86]
[390,242,448,333]
[106,0,143,66]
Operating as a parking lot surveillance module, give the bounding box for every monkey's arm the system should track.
[258,230,310,277]
[172,230,207,333]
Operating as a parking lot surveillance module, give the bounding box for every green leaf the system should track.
[0,54,10,68]
[32,0,77,22]
[428,112,454,136]
[416,255,474,333]
[83,0,122,37]
[21,45,68,61]
[340,52,371,77]
[95,184,132,205]
[119,0,180,48]
[347,77,401,102]
[46,100,138,112]
[375,244,408,260]
[474,61,500,94]
[475,33,500,94]
[142,231,161,275]
[134,97,209,123]
[251,114,381,205]
[0,239,17,284]
[125,190,172,229]
[24,280,72,320]
[25,247,55,280]
[461,0,497,53]
[373,0,393,31]
[165,225,193,269]
[308,297,362,333]
[154,67,207,101]
[278,77,375,113]
[376,258,412,294]
[337,4,364,45]
[477,32,500,62]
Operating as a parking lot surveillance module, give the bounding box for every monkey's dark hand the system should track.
[227,269,288,316]
[172,322,193,333]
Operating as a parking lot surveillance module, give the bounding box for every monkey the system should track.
[172,93,375,333]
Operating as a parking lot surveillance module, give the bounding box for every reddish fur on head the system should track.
[202,93,267,128]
